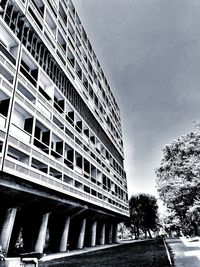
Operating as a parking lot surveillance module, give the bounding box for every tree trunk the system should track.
[147,229,152,238]
[136,226,140,239]
[134,231,137,239]
[144,230,147,239]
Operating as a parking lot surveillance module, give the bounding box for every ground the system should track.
[39,238,170,267]
[167,237,200,267]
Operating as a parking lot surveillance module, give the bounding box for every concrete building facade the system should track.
[0,0,129,258]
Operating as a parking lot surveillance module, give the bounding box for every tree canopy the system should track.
[128,193,159,239]
[160,210,181,237]
[156,127,200,234]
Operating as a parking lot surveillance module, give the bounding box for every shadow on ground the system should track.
[39,239,170,267]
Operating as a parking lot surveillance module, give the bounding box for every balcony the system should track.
[0,90,10,119]
[10,124,31,144]
[7,145,29,165]
[30,0,44,18]
[59,2,67,25]
[0,62,14,84]
[45,9,57,38]
[51,133,63,159]
[34,120,50,154]
[66,111,74,126]
[0,17,19,62]
[67,48,75,68]
[54,89,65,114]
[38,69,53,101]
[49,167,62,180]
[20,52,38,87]
[57,30,66,54]
[31,157,48,174]
[17,82,36,103]
[0,113,6,128]
[28,5,43,31]
[4,156,129,217]
[11,103,33,143]
[0,41,16,65]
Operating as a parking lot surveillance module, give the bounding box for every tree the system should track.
[128,193,159,239]
[118,223,133,240]
[156,127,200,234]
[186,200,200,236]
[160,210,181,237]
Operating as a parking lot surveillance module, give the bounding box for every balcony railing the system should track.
[10,124,31,143]
[20,65,37,87]
[0,113,6,128]
[4,158,129,217]
[0,42,16,65]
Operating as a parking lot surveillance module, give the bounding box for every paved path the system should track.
[167,237,200,267]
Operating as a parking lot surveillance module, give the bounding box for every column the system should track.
[0,208,17,254]
[77,218,86,249]
[91,220,97,247]
[59,216,70,252]
[108,224,113,244]
[112,223,118,243]
[99,223,105,245]
[34,213,49,253]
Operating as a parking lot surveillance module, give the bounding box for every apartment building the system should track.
[0,0,129,258]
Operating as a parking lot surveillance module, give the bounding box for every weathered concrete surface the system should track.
[167,237,200,267]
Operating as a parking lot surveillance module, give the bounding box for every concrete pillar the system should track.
[8,213,21,256]
[34,213,49,253]
[108,224,113,244]
[112,223,118,243]
[59,216,70,252]
[91,220,97,247]
[0,208,17,254]
[99,223,105,245]
[77,218,86,249]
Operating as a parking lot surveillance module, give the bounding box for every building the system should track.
[0,0,129,258]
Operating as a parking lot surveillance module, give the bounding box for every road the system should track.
[167,237,200,267]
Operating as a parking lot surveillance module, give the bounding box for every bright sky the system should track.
[73,0,200,198]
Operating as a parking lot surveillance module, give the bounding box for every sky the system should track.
[73,0,200,198]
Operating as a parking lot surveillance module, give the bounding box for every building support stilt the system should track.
[90,220,97,247]
[59,215,70,252]
[108,224,113,244]
[113,223,118,243]
[34,213,49,253]
[100,222,105,245]
[77,218,86,249]
[0,208,17,255]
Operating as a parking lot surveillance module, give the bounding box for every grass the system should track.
[39,238,171,267]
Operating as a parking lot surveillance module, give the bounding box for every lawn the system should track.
[39,238,171,267]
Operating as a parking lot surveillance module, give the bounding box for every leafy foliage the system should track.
[156,128,200,234]
[128,194,159,238]
[160,210,181,237]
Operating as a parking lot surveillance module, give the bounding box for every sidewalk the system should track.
[166,237,200,267]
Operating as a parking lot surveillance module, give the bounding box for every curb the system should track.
[163,238,173,266]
